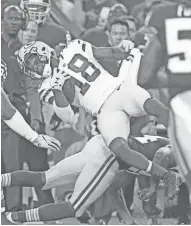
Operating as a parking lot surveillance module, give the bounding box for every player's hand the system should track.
[32,134,61,152]
[118,40,134,52]
[38,79,54,104]
[50,66,71,91]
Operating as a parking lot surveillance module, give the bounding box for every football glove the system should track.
[50,66,71,91]
[38,78,54,104]
[32,134,61,152]
[118,40,135,52]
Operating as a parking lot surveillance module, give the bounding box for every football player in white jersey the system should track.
[49,39,179,182]
[21,40,180,186]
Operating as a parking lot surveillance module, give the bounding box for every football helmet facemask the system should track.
[16,41,56,80]
[20,0,51,25]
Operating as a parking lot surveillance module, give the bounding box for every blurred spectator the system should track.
[18,19,38,44]
[20,0,67,48]
[55,0,74,21]
[131,0,173,27]
[82,3,128,48]
[78,0,120,30]
[107,3,128,25]
[118,0,143,12]
[107,19,130,46]
[125,16,137,38]
[96,7,110,29]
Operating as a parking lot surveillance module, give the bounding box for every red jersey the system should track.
[149,3,191,98]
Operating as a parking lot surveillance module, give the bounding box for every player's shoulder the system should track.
[68,39,94,56]
[69,39,91,48]
[148,3,178,30]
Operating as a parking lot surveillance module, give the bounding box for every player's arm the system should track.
[49,67,76,124]
[52,90,75,125]
[1,88,37,142]
[138,35,164,87]
[92,40,134,61]
[1,88,61,151]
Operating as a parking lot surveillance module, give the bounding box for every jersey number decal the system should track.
[68,54,101,96]
[165,18,191,74]
[135,135,159,144]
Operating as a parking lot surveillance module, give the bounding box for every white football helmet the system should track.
[16,41,56,80]
[20,0,51,25]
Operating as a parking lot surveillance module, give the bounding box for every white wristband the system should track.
[146,160,152,173]
[4,110,38,142]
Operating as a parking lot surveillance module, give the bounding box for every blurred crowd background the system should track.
[1,0,188,223]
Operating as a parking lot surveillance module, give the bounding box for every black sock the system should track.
[2,171,45,188]
[12,202,75,223]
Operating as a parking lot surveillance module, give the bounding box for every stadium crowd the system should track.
[1,0,191,225]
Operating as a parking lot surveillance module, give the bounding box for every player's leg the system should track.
[69,135,119,218]
[5,152,87,223]
[6,136,116,223]
[1,171,46,188]
[109,84,181,194]
[97,103,171,183]
[98,109,151,171]
[1,151,84,189]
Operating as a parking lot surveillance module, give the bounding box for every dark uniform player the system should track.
[138,1,191,191]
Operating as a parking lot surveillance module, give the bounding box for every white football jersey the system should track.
[58,39,125,115]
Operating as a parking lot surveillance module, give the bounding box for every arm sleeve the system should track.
[2,89,38,142]
[92,45,129,61]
